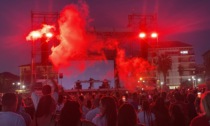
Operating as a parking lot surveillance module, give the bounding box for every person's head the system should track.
[93,98,100,108]
[42,84,52,95]
[170,104,184,116]
[117,103,137,126]
[100,96,117,126]
[154,97,165,109]
[78,95,84,101]
[35,95,56,118]
[2,93,18,112]
[142,100,150,111]
[174,92,183,101]
[59,100,82,126]
[86,99,92,109]
[57,94,64,105]
[161,91,167,99]
[200,91,210,118]
[186,93,196,103]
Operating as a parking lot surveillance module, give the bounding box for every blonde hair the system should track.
[201,91,210,118]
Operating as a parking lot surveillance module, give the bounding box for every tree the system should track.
[157,54,172,86]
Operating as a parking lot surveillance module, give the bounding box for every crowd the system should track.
[0,78,210,126]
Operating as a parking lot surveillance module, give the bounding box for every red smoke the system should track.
[49,2,155,90]
[49,2,109,71]
[116,49,155,91]
[49,4,88,69]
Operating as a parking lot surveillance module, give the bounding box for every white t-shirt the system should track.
[31,91,58,110]
[85,107,100,121]
[92,114,107,126]
[137,111,155,126]
[0,111,26,126]
[31,91,42,110]
[81,105,89,119]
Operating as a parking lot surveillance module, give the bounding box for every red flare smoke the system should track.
[49,4,88,69]
[116,49,156,91]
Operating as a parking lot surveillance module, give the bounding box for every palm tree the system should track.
[157,54,172,86]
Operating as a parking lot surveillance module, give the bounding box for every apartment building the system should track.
[19,63,58,89]
[148,41,196,89]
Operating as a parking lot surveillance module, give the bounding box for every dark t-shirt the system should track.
[190,115,210,126]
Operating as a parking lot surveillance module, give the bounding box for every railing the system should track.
[178,58,195,62]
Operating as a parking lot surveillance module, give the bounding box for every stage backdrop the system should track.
[58,60,115,90]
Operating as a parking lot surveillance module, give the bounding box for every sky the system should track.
[0,0,210,76]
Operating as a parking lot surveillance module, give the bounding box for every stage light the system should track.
[31,31,41,39]
[46,32,53,38]
[139,32,146,38]
[151,32,158,38]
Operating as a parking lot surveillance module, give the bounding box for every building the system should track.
[202,50,210,77]
[0,72,19,93]
[19,63,58,89]
[148,41,196,89]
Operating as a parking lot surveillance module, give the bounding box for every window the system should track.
[180,50,188,55]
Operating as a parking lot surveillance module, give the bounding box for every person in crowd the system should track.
[149,95,158,110]
[30,95,56,126]
[79,95,90,119]
[17,94,32,126]
[205,77,210,91]
[160,91,170,107]
[51,79,59,103]
[137,100,156,126]
[87,99,92,109]
[24,96,35,121]
[152,97,170,126]
[117,103,142,126]
[169,92,189,122]
[0,93,26,126]
[186,93,197,124]
[56,94,65,113]
[92,96,117,126]
[169,104,186,126]
[130,92,139,111]
[190,91,210,126]
[31,84,52,110]
[31,79,59,110]
[86,98,100,121]
[59,100,95,126]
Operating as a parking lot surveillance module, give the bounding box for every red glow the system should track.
[139,32,146,38]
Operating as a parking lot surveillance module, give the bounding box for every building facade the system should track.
[202,50,210,77]
[148,41,196,89]
[19,63,58,89]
